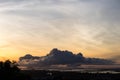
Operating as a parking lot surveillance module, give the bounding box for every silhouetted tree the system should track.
[0,60,31,80]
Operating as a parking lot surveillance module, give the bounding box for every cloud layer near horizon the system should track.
[0,0,120,60]
[19,48,113,68]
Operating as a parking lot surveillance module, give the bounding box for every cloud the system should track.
[19,48,114,68]
[109,55,120,64]
[98,52,120,64]
[0,0,120,59]
[19,54,40,61]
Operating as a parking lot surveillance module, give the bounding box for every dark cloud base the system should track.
[19,48,114,68]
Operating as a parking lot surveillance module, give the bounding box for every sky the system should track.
[0,0,120,61]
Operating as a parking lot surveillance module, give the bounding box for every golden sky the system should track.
[0,0,120,62]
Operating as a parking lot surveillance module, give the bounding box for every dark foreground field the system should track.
[22,70,120,80]
[1,60,120,80]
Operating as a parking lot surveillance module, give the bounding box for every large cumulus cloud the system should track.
[19,48,114,68]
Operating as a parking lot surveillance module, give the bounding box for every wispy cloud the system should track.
[0,0,120,59]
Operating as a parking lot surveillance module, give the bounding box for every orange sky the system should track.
[0,0,120,62]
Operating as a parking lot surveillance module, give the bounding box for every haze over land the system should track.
[0,0,120,64]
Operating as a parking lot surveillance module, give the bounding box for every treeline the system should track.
[0,60,31,80]
[0,60,119,80]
